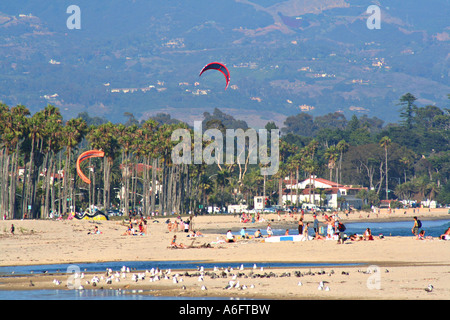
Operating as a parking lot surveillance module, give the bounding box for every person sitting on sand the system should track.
[254,229,263,238]
[440,227,450,240]
[171,235,185,248]
[416,230,426,240]
[240,227,249,239]
[226,230,236,243]
[88,225,101,235]
[138,222,145,236]
[188,230,203,238]
[364,228,374,241]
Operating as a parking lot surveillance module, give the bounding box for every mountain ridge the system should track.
[0,0,448,126]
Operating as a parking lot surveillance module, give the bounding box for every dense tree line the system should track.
[0,93,448,219]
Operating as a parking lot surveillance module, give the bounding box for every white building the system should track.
[282,176,366,209]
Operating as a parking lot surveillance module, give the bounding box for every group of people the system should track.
[239,212,263,224]
[167,216,193,233]
[122,217,147,236]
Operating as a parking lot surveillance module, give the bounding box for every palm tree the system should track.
[87,122,119,211]
[61,118,87,215]
[336,139,349,185]
[324,145,338,182]
[379,136,391,200]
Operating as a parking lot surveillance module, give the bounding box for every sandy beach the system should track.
[1,208,449,300]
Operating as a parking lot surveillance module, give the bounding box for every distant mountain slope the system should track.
[0,0,448,127]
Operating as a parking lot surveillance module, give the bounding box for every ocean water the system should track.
[0,289,223,300]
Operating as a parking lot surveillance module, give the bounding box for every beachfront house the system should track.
[282,176,366,210]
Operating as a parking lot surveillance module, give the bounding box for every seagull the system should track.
[240,264,244,271]
[297,282,303,286]
[253,264,257,269]
[325,286,330,291]
[198,276,204,282]
[29,280,35,287]
[173,277,178,284]
[201,285,207,291]
[181,285,186,290]
[425,284,434,293]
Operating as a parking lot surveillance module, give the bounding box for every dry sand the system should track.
[0,208,449,300]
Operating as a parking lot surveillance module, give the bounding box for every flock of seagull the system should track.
[50,264,434,294]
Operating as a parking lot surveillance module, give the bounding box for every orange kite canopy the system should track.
[76,150,105,184]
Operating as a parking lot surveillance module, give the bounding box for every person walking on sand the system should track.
[411,216,421,236]
[267,223,273,237]
[10,224,14,235]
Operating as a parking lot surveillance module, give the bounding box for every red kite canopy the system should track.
[199,62,230,90]
[76,150,105,184]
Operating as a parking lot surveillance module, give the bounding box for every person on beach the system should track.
[326,218,334,239]
[10,224,14,235]
[88,225,101,235]
[337,222,346,244]
[226,230,236,243]
[313,215,319,235]
[240,227,249,239]
[364,228,374,241]
[266,223,273,237]
[411,216,421,236]
[254,229,263,238]
[303,222,310,240]
[440,227,450,240]
[138,222,145,235]
[184,220,190,233]
[416,230,426,240]
[298,218,304,235]
[171,235,185,248]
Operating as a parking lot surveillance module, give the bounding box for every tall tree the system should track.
[379,136,392,200]
[398,93,417,130]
